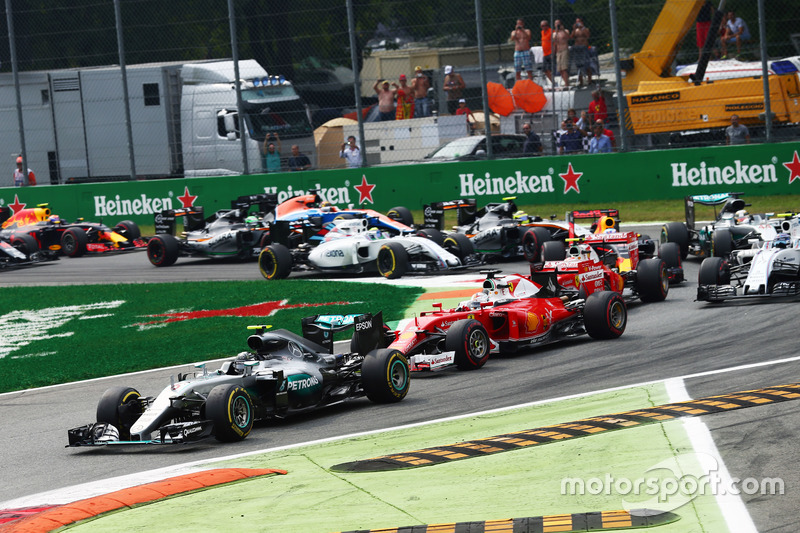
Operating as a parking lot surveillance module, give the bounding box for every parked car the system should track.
[424,134,528,162]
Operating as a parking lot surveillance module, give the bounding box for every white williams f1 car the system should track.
[697,232,800,302]
[259,218,477,280]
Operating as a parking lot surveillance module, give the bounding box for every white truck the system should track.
[0,59,315,185]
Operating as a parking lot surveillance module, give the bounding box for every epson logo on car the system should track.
[288,376,319,391]
[355,319,373,331]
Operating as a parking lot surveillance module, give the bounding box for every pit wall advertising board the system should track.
[2,142,799,225]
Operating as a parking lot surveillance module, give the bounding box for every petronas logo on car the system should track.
[288,374,320,392]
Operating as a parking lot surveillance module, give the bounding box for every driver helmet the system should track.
[320,201,334,212]
[735,209,750,224]
[245,215,259,225]
[603,228,616,234]
[366,228,384,241]
[772,232,792,249]
[47,215,61,224]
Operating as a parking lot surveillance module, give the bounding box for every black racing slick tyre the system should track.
[712,229,733,258]
[114,220,141,241]
[658,242,682,269]
[206,384,254,442]
[522,227,551,262]
[541,240,566,262]
[147,234,180,267]
[387,206,413,227]
[583,291,627,339]
[11,233,38,255]
[96,386,143,440]
[376,241,409,279]
[698,257,731,286]
[660,222,689,260]
[443,232,474,261]
[61,227,88,257]
[417,228,445,246]
[362,349,410,403]
[636,258,669,302]
[258,243,293,280]
[446,319,491,370]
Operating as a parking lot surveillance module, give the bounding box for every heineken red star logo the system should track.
[783,151,800,184]
[178,186,198,208]
[8,194,25,214]
[558,163,583,194]
[135,299,355,326]
[354,176,376,204]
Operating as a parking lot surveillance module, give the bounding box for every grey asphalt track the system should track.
[1,226,798,532]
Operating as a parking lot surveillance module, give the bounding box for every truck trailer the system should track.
[0,59,315,186]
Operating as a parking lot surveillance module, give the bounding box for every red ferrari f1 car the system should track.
[363,268,626,373]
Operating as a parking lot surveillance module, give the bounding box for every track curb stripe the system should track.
[333,508,679,532]
[331,382,800,472]
[0,468,286,533]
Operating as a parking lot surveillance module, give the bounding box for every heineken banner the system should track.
[2,142,800,225]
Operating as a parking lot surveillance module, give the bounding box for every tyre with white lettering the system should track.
[387,206,413,227]
[96,386,143,440]
[206,384,254,442]
[522,227,551,262]
[258,243,292,280]
[541,240,566,262]
[660,222,689,260]
[61,227,88,257]
[362,349,409,403]
[376,241,408,279]
[114,220,141,241]
[11,233,38,255]
[583,291,626,339]
[698,257,731,286]
[147,234,180,267]
[446,319,491,370]
[635,258,669,302]
[712,229,733,258]
[417,228,445,245]
[443,232,474,261]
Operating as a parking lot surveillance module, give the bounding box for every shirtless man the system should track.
[411,66,431,117]
[509,18,533,81]
[373,79,396,121]
[553,19,570,88]
[571,17,592,86]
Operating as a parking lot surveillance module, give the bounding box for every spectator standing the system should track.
[570,17,592,86]
[373,79,396,121]
[696,1,714,61]
[287,145,311,171]
[725,114,750,145]
[588,90,608,123]
[555,120,569,154]
[588,124,612,153]
[443,65,466,115]
[411,66,431,117]
[455,98,476,132]
[594,119,615,149]
[720,11,751,59]
[521,123,542,154]
[394,75,415,119]
[263,133,282,173]
[13,156,36,187]
[509,18,534,81]
[553,20,570,88]
[558,120,584,154]
[339,136,362,168]
[540,20,554,84]
[576,110,590,132]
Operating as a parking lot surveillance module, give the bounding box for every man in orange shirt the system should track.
[540,20,554,84]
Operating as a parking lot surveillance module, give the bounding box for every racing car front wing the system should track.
[66,420,214,447]
[697,282,800,302]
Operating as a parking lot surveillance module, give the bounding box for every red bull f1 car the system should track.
[0,204,144,257]
[363,268,626,373]
[67,312,408,447]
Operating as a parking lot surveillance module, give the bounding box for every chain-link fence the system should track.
[1,0,798,186]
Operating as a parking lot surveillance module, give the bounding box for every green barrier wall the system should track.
[2,142,799,224]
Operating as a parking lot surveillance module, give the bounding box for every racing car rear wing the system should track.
[420,199,477,230]
[567,209,620,237]
[301,311,385,355]
[684,192,746,231]
[154,206,206,235]
[230,193,278,216]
